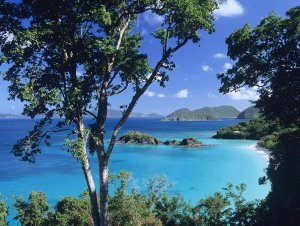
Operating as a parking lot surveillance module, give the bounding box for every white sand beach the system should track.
[248,144,271,161]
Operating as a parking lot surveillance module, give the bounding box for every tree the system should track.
[217,6,300,225]
[218,6,300,126]
[0,1,218,225]
[48,191,93,226]
[13,192,50,226]
[0,195,9,226]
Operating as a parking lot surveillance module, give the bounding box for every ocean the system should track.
[0,118,270,224]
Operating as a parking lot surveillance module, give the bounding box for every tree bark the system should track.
[99,157,109,226]
[82,160,100,226]
[78,120,100,226]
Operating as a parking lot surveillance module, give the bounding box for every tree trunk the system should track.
[82,161,100,226]
[78,120,100,226]
[99,158,109,226]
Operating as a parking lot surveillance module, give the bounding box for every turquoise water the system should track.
[0,118,270,223]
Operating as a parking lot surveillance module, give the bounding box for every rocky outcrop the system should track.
[164,138,203,147]
[163,140,179,145]
[118,131,204,148]
[178,137,203,147]
[118,131,161,145]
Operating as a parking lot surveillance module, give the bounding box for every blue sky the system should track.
[0,0,298,115]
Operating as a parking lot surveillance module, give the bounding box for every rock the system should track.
[118,131,162,145]
[163,140,180,145]
[118,131,204,148]
[179,137,203,147]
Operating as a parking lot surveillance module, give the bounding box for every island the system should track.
[118,131,204,147]
[162,105,240,121]
[118,131,161,145]
[237,106,260,119]
[0,114,26,119]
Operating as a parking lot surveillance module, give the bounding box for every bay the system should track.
[0,118,270,223]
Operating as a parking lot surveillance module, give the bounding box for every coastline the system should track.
[248,144,271,161]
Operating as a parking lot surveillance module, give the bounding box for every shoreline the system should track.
[248,144,271,161]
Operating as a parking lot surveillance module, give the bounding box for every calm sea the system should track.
[0,118,270,224]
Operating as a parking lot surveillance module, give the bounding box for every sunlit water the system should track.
[0,118,270,224]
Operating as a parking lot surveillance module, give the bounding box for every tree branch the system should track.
[84,109,97,119]
[105,38,189,160]
[107,81,129,96]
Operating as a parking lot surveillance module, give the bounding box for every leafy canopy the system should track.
[0,0,218,162]
[218,6,300,125]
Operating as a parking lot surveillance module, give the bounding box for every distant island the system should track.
[237,106,260,119]
[0,109,163,119]
[2,106,260,121]
[0,114,26,119]
[104,109,163,118]
[162,105,240,121]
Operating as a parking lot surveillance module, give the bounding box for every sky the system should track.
[0,0,298,115]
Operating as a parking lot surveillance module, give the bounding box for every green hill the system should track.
[163,105,240,121]
[237,106,260,119]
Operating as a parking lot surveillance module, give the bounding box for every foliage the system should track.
[152,183,258,226]
[237,106,260,120]
[48,191,93,226]
[164,105,240,121]
[0,195,9,226]
[13,192,50,226]
[218,6,300,126]
[213,117,281,140]
[256,128,300,225]
[109,171,162,226]
[217,6,300,225]
[257,134,279,150]
[8,172,260,226]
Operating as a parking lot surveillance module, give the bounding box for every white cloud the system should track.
[214,53,227,59]
[175,89,189,98]
[202,65,212,72]
[143,11,164,25]
[144,90,155,97]
[224,62,233,70]
[227,87,259,101]
[157,93,166,98]
[144,91,166,98]
[214,0,245,18]
[207,92,218,98]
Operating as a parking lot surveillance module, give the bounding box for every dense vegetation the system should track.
[1,171,259,226]
[212,117,281,141]
[163,105,240,121]
[217,6,300,225]
[237,106,260,120]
